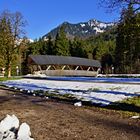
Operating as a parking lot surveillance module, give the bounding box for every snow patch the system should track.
[94,27,104,33]
[17,123,33,140]
[98,22,107,28]
[0,115,34,140]
[0,114,19,133]
[131,116,140,119]
[2,78,140,106]
[74,101,82,107]
[80,24,85,27]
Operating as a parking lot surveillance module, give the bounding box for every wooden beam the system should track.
[46,65,51,71]
[38,65,42,71]
[62,65,66,70]
[87,67,90,71]
[67,65,71,70]
[80,66,83,70]
[75,66,79,70]
[97,68,101,74]
[91,67,95,71]
[52,65,56,70]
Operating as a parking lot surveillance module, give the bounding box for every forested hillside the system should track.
[0,0,139,76]
[43,19,115,39]
[25,9,140,74]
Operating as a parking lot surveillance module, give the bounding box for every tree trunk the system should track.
[7,64,11,78]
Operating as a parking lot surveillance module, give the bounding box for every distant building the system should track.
[28,55,101,77]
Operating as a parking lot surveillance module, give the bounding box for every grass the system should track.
[120,96,140,107]
[109,87,122,91]
[88,88,100,91]
[42,90,140,116]
[32,90,78,103]
[45,92,77,100]
[105,96,140,116]
[0,77,21,81]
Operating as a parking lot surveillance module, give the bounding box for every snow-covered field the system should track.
[2,78,140,106]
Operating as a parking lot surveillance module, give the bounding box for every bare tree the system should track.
[0,10,27,77]
[99,0,140,13]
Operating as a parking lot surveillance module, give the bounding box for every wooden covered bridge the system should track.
[28,55,101,77]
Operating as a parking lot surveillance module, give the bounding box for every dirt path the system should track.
[0,89,140,140]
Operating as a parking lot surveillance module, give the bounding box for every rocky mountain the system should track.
[43,19,115,40]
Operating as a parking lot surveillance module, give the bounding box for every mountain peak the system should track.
[62,21,70,25]
[43,19,115,40]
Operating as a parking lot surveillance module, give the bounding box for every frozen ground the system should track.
[2,78,140,106]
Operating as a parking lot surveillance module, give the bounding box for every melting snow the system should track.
[17,123,33,140]
[0,115,34,140]
[131,116,140,119]
[94,27,104,33]
[98,22,107,28]
[74,101,82,107]
[2,78,140,106]
[80,23,85,27]
[0,114,19,133]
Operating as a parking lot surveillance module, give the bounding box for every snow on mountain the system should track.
[43,19,115,39]
[88,19,115,33]
[93,27,104,34]
[15,38,34,46]
[80,23,86,27]
[28,39,34,43]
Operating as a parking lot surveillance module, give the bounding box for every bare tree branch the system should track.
[99,0,140,13]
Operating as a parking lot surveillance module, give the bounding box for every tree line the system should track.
[0,0,139,77]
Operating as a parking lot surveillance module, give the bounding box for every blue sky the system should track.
[0,0,119,39]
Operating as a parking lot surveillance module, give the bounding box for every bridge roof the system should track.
[28,55,101,68]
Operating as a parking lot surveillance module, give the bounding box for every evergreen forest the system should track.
[0,1,140,76]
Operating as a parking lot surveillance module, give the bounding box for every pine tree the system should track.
[38,38,47,55]
[115,4,140,73]
[0,11,26,77]
[0,18,14,77]
[69,37,87,58]
[46,36,54,55]
[54,26,70,56]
